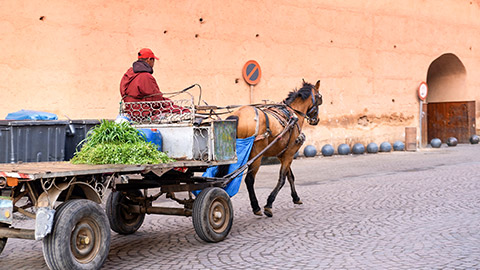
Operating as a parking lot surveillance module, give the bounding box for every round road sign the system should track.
[418,82,428,101]
[242,60,261,85]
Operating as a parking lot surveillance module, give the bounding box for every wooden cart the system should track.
[0,118,238,270]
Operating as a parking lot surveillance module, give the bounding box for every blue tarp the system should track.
[195,136,255,197]
[5,110,58,120]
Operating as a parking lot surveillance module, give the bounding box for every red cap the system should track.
[138,48,159,60]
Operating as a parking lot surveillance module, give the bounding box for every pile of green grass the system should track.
[71,120,174,165]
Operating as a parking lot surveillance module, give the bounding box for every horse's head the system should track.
[305,80,322,125]
[284,80,323,125]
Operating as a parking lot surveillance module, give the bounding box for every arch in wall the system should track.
[426,53,475,143]
[426,53,467,103]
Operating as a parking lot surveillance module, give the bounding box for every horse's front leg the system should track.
[264,160,292,217]
[287,168,302,205]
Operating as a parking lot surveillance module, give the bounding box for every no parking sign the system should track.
[242,60,261,85]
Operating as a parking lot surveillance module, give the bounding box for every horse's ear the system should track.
[302,78,306,84]
[314,80,321,90]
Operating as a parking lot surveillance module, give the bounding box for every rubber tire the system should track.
[42,199,111,270]
[106,190,145,235]
[0,223,7,255]
[192,187,233,243]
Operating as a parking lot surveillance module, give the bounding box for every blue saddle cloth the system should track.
[194,136,255,197]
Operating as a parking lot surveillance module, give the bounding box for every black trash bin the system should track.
[0,120,69,163]
[64,119,101,161]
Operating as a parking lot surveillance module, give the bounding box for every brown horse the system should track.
[224,80,322,217]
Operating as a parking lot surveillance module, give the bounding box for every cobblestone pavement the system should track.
[1,144,480,269]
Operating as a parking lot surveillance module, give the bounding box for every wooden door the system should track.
[427,101,475,143]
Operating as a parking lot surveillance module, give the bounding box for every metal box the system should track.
[64,120,101,161]
[135,120,236,162]
[0,120,68,163]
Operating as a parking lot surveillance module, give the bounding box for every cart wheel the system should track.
[0,224,7,255]
[106,190,145,235]
[192,187,233,243]
[42,199,111,270]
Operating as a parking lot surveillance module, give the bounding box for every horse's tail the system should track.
[215,115,239,178]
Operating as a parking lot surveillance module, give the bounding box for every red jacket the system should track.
[120,61,164,102]
[120,61,189,118]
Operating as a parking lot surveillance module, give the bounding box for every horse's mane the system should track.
[284,82,314,105]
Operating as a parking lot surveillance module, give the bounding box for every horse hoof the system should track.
[264,207,273,217]
[254,210,263,216]
[294,200,303,205]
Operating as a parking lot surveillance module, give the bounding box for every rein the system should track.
[284,103,308,118]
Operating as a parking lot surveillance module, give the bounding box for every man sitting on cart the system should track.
[120,48,189,119]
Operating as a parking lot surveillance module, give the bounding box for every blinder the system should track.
[306,90,322,125]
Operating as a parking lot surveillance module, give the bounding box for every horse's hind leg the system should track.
[245,159,263,216]
[287,168,302,205]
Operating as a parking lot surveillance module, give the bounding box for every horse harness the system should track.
[252,104,305,158]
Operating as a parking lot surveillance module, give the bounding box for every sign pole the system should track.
[419,100,423,149]
[250,85,254,104]
[417,82,428,149]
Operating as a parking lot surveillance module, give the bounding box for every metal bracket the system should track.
[34,207,55,240]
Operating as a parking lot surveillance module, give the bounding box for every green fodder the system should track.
[71,120,174,165]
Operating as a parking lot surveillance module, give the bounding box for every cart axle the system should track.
[0,227,35,240]
[129,205,192,217]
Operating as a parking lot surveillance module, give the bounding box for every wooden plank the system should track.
[422,102,428,146]
[0,159,236,180]
[467,101,476,139]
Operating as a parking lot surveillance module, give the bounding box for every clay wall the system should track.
[1,0,480,150]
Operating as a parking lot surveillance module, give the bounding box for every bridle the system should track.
[285,88,322,125]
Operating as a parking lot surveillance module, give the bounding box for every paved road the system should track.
[1,144,480,269]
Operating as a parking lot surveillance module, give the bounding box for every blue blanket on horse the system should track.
[195,136,255,197]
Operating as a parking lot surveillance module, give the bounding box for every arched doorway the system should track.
[426,53,475,143]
